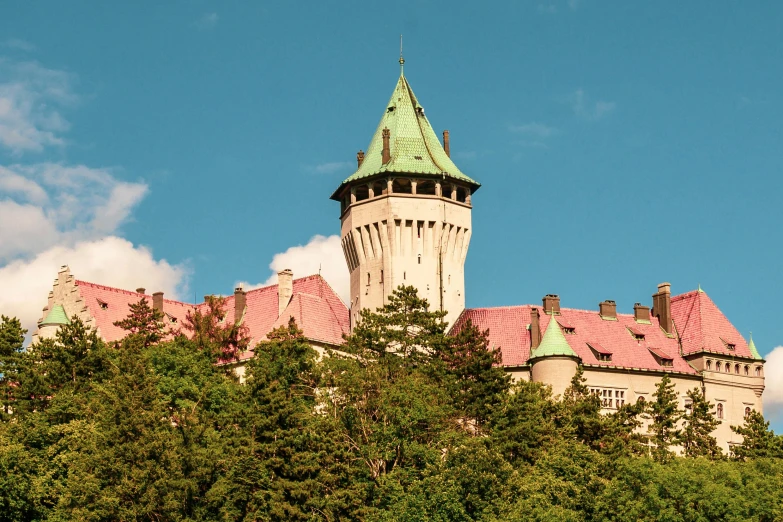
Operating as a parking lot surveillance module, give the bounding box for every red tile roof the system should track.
[671,290,752,358]
[74,275,349,355]
[454,302,698,374]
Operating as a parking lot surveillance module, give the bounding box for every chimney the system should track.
[136,287,146,295]
[278,269,293,317]
[152,291,164,312]
[443,130,450,157]
[542,294,560,314]
[234,286,247,323]
[357,150,365,168]
[530,307,542,348]
[634,303,651,322]
[381,128,391,164]
[599,300,617,319]
[652,282,673,334]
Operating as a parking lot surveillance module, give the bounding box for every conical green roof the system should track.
[530,315,578,360]
[39,304,69,326]
[331,71,479,200]
[748,334,762,360]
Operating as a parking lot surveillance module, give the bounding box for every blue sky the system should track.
[1,1,782,426]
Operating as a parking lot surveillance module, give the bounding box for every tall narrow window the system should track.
[745,407,751,418]
[717,403,724,419]
[367,272,370,285]
[716,361,722,372]
[418,255,421,264]
[707,360,712,370]
[380,270,384,283]
[755,366,761,376]
[744,365,749,375]
[735,364,740,374]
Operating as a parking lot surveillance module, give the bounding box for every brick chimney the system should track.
[599,300,617,319]
[542,294,560,314]
[634,303,651,322]
[381,128,391,164]
[234,286,246,323]
[278,269,293,317]
[530,307,542,348]
[152,291,164,312]
[357,150,365,168]
[443,130,450,158]
[136,287,146,295]
[652,282,673,334]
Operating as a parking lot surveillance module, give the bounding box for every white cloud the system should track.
[3,39,36,52]
[0,59,76,154]
[0,237,189,336]
[312,161,353,175]
[509,122,558,138]
[0,163,148,261]
[763,346,783,410]
[195,12,219,29]
[238,234,349,304]
[570,88,616,120]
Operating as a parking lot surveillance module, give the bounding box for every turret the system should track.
[331,62,480,329]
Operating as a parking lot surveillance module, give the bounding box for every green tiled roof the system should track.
[530,315,579,360]
[331,71,479,199]
[39,304,69,326]
[748,334,762,360]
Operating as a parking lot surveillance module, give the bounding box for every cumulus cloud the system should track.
[0,163,148,261]
[570,88,616,120]
[238,234,349,304]
[763,346,783,409]
[0,237,189,336]
[0,59,76,154]
[3,39,36,52]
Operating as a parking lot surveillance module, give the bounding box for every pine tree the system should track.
[731,410,783,460]
[0,316,26,419]
[182,295,250,363]
[646,374,682,462]
[680,387,722,459]
[559,365,605,448]
[113,297,167,347]
[436,318,510,430]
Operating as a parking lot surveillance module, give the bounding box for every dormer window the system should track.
[648,346,673,367]
[166,313,177,324]
[587,341,612,362]
[557,317,575,335]
[627,326,645,341]
[97,299,108,310]
[727,343,735,351]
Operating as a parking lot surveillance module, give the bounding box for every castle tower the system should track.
[330,62,480,329]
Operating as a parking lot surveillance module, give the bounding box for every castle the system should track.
[33,63,765,452]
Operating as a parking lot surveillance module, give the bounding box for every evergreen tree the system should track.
[679,387,722,459]
[731,410,783,460]
[0,316,25,419]
[559,365,606,448]
[113,297,167,347]
[183,295,250,363]
[437,319,510,430]
[646,374,682,462]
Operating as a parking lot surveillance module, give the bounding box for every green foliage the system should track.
[0,286,780,520]
[646,374,682,463]
[113,297,166,347]
[680,387,722,459]
[183,294,251,363]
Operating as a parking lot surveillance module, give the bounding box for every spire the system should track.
[39,304,70,327]
[399,34,405,74]
[697,283,704,293]
[530,315,578,360]
[330,68,479,200]
[748,332,762,360]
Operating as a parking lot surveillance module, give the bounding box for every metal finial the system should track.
[399,34,405,71]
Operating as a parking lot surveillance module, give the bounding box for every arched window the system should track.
[417,180,437,195]
[745,407,751,418]
[637,396,645,405]
[735,364,740,374]
[706,360,712,370]
[417,254,421,264]
[456,186,468,203]
[715,361,722,372]
[717,403,724,419]
[725,363,731,373]
[744,365,749,376]
[391,178,412,194]
[755,366,762,376]
[355,184,370,202]
[372,179,387,197]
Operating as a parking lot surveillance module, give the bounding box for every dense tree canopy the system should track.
[0,285,781,521]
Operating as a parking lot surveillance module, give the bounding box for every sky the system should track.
[1,1,782,427]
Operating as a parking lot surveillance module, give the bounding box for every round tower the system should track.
[330,64,480,329]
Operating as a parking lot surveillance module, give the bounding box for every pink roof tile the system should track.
[671,290,752,358]
[75,275,349,354]
[454,305,697,374]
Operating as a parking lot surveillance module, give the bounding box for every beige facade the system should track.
[340,188,471,329]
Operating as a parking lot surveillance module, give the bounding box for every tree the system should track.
[113,297,167,347]
[731,410,783,460]
[437,319,510,430]
[679,387,722,459]
[646,374,682,462]
[182,295,250,363]
[0,316,25,419]
[559,365,606,448]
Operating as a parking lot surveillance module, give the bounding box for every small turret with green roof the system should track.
[39,304,69,327]
[530,315,579,360]
[748,333,762,360]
